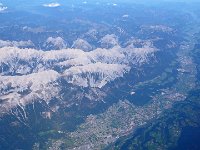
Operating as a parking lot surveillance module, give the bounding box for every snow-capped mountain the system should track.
[0,39,157,113]
[44,37,67,50]
[71,38,93,51]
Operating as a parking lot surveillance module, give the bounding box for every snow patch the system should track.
[63,62,130,88]
[0,70,60,112]
[0,40,34,48]
[100,34,119,49]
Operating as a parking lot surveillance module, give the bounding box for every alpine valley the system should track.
[0,0,200,150]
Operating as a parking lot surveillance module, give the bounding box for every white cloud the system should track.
[0,3,7,12]
[43,2,61,8]
[122,14,129,18]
